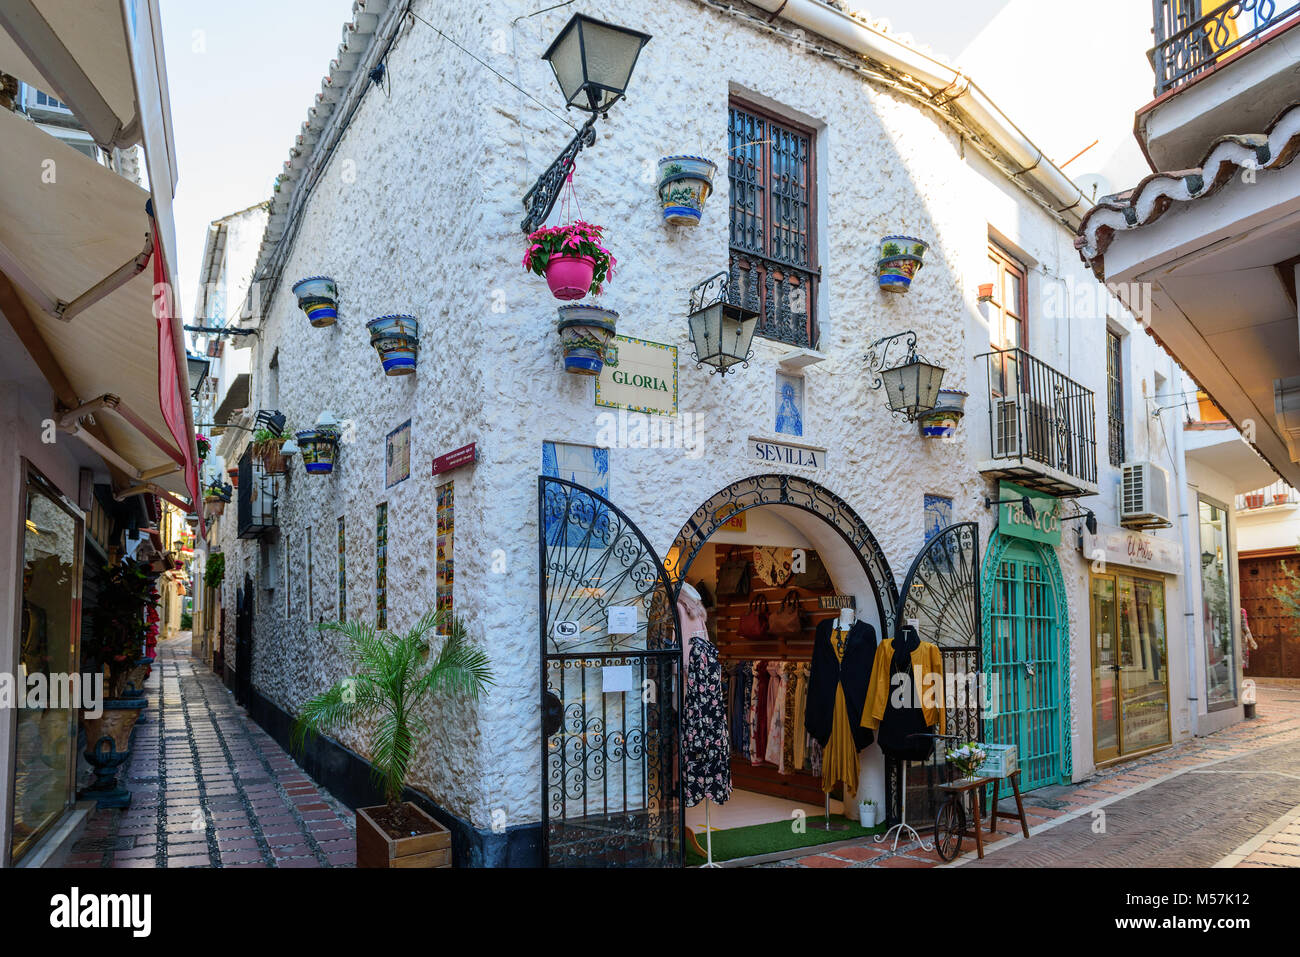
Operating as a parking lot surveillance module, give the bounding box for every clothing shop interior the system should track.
[672,503,949,864]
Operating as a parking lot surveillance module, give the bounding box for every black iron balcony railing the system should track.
[236,447,279,540]
[1150,0,1300,94]
[978,347,1098,486]
[727,250,820,349]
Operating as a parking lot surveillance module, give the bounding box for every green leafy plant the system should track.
[86,558,154,693]
[205,552,225,590]
[292,611,493,809]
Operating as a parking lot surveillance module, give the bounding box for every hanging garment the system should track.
[818,627,862,794]
[682,635,732,806]
[782,662,798,774]
[747,662,762,764]
[764,661,786,768]
[805,618,877,751]
[808,736,823,777]
[753,661,771,764]
[792,663,810,771]
[861,627,946,736]
[729,662,746,756]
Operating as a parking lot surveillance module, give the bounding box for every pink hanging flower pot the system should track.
[523,220,614,302]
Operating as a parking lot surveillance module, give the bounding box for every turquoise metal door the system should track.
[987,541,1062,791]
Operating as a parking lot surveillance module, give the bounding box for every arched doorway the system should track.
[981,530,1071,791]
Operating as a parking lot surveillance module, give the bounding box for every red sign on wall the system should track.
[432,443,477,476]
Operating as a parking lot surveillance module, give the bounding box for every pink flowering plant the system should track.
[522,221,616,296]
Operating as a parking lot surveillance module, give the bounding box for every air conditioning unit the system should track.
[1121,461,1172,528]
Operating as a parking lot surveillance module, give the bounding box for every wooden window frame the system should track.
[728,96,820,348]
[988,242,1028,353]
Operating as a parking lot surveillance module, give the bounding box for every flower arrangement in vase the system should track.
[523,221,615,301]
[945,742,988,782]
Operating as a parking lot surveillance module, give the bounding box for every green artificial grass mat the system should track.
[685,814,888,865]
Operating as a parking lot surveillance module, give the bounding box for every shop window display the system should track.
[1198,499,1236,709]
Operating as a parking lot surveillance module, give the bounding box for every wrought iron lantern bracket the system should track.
[688,271,755,377]
[864,330,946,422]
[520,114,599,235]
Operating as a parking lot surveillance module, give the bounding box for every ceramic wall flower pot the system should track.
[657,155,717,226]
[556,304,618,376]
[544,254,596,301]
[78,699,146,809]
[877,235,928,293]
[296,429,340,474]
[919,407,965,439]
[366,315,420,376]
[227,467,239,489]
[293,276,340,326]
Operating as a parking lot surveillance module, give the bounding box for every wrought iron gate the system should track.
[887,523,982,827]
[234,574,253,706]
[539,478,684,867]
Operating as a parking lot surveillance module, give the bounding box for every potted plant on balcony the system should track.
[523,220,615,301]
[292,609,493,868]
[251,427,290,475]
[556,303,618,375]
[293,276,340,327]
[877,235,928,293]
[1245,493,1265,509]
[205,552,225,592]
[656,155,717,226]
[366,314,420,376]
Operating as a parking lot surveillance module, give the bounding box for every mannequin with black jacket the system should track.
[805,611,877,752]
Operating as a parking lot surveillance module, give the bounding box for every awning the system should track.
[0,107,197,503]
[213,372,251,427]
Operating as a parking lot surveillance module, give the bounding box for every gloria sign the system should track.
[1081,522,1182,576]
[596,336,678,416]
[998,480,1062,546]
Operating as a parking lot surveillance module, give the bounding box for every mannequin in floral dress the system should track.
[678,583,731,806]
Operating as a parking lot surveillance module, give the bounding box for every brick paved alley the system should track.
[766,682,1300,869]
[62,635,356,868]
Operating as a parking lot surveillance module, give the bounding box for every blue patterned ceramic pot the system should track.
[293,276,339,326]
[366,315,419,376]
[295,428,340,474]
[657,155,717,226]
[877,236,928,293]
[557,305,618,376]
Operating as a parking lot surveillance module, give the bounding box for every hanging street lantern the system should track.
[864,331,946,421]
[521,15,652,234]
[186,352,209,399]
[687,271,760,377]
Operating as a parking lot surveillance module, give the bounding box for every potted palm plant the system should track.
[523,220,615,300]
[293,610,493,868]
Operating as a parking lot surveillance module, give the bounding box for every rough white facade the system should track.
[221,0,1230,844]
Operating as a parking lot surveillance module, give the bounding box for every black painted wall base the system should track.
[246,686,542,867]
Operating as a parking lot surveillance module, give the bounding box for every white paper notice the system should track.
[606,605,637,634]
[602,665,637,693]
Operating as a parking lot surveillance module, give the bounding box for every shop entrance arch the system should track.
[981,531,1071,791]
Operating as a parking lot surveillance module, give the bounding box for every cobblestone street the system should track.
[769,682,1300,869]
[63,635,355,868]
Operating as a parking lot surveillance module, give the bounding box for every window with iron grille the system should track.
[728,100,819,348]
[1107,330,1125,467]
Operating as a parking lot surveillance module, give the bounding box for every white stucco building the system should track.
[206,0,1245,866]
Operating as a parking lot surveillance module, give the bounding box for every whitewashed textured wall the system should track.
[239,0,1190,830]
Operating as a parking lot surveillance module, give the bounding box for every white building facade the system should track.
[211,0,1238,866]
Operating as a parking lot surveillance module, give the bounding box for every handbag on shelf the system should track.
[768,589,806,636]
[738,594,770,640]
[716,554,752,599]
[790,549,832,591]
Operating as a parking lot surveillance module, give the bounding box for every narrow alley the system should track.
[61,636,355,869]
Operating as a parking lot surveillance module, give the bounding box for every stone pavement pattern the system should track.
[767,682,1300,869]
[65,634,356,868]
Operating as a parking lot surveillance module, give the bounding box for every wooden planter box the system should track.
[356,803,451,868]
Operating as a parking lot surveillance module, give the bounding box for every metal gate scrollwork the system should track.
[539,478,684,867]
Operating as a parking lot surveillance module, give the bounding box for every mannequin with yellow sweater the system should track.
[861,624,945,759]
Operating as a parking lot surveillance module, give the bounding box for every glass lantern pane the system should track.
[723,307,758,366]
[689,305,721,365]
[579,19,647,103]
[547,25,586,108]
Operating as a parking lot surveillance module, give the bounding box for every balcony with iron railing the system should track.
[1236,480,1300,511]
[976,347,1099,498]
[236,447,280,540]
[1142,1,1300,169]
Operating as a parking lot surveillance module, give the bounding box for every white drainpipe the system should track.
[1170,395,1202,735]
[737,0,1090,226]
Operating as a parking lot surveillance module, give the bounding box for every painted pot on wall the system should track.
[366,315,420,376]
[556,304,618,375]
[295,428,341,474]
[545,255,597,301]
[877,236,928,293]
[293,276,340,327]
[918,389,968,439]
[657,155,717,226]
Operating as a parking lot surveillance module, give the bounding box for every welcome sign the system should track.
[595,336,678,416]
[998,480,1063,546]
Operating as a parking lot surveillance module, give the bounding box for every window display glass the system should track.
[1198,499,1236,709]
